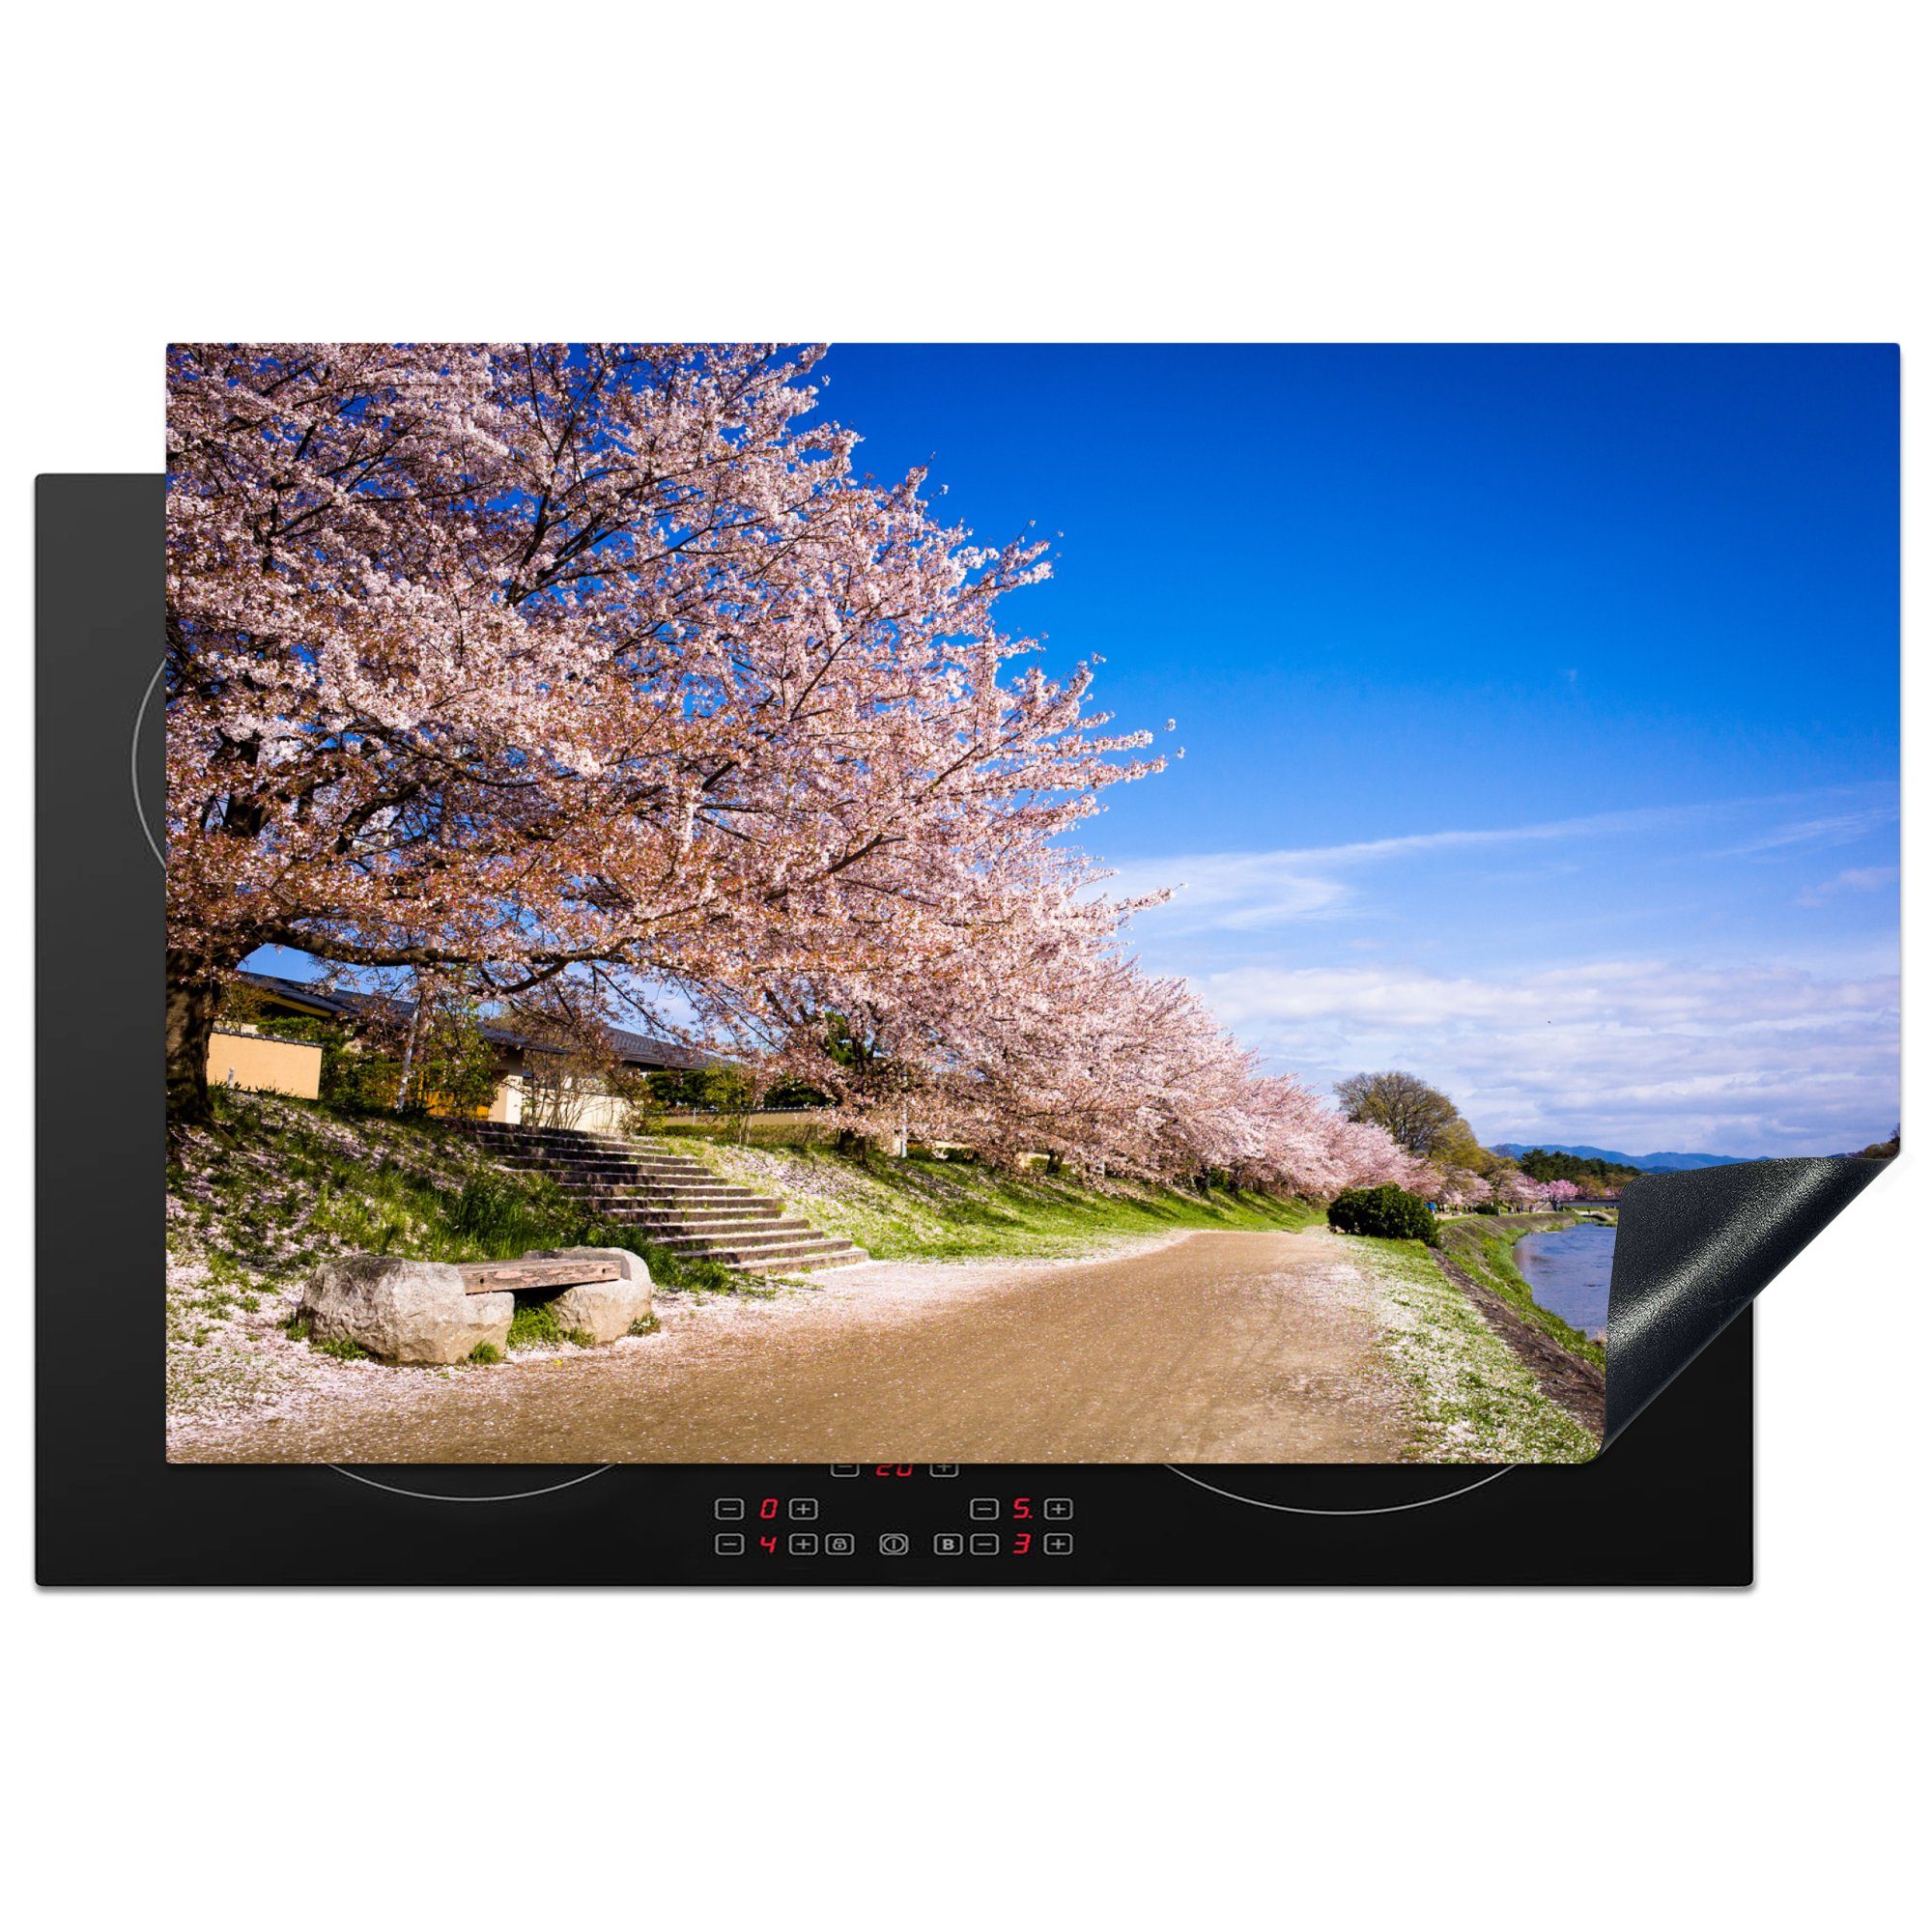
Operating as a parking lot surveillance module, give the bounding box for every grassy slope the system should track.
[1435,1213,1607,1370]
[676,1137,1321,1261]
[170,1096,1314,1302]
[168,1092,749,1320]
[1345,1236,1599,1463]
[169,1094,755,1426]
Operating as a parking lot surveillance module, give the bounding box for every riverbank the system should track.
[1337,1230,1601,1462]
[1436,1214,1607,1372]
[1411,1213,1608,1443]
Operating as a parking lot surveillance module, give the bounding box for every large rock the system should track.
[526,1246,653,1344]
[299,1257,514,1366]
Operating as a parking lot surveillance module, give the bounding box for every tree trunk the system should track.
[394,988,423,1112]
[165,950,226,1128]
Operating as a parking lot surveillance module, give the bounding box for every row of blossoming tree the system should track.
[167,342,1445,1198]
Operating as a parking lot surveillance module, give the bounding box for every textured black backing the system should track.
[1605,1158,1885,1442]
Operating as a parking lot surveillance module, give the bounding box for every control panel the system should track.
[697,1465,1090,1576]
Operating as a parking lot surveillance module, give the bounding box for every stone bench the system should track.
[298,1246,652,1365]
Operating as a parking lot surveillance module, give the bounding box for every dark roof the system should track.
[235,970,717,1071]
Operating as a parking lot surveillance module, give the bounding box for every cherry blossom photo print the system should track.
[163,344,1898,1464]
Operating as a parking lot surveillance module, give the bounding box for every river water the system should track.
[1514,1223,1615,1341]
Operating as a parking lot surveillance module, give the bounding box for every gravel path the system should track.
[172,1229,1416,1464]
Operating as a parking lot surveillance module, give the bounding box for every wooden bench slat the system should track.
[457,1259,622,1295]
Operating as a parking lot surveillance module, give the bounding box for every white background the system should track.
[1,5,1920,1926]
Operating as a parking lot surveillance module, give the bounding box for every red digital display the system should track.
[715,1474,1073,1558]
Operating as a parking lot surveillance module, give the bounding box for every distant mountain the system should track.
[1492,1142,1754,1173]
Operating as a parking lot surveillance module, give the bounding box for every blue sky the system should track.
[812,345,1899,1156]
[254,344,1898,1157]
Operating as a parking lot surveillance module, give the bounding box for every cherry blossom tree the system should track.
[166,343,1155,1122]
[1435,1170,1493,1209]
[167,339,1435,1197]
[744,918,1421,1195]
[1494,1169,1545,1210]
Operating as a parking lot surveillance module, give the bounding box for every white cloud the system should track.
[1103,853,1354,928]
[1107,783,1897,935]
[1107,801,1719,933]
[1715,804,1898,859]
[1798,865,1899,906]
[1096,781,1898,1151]
[1195,958,1900,1156]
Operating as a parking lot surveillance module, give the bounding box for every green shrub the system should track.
[406,1009,499,1117]
[321,1043,406,1113]
[627,1314,661,1338]
[313,1335,369,1361]
[450,1174,563,1253]
[506,1299,564,1350]
[676,1256,746,1293]
[1473,1201,1502,1216]
[467,1342,502,1365]
[1327,1184,1439,1246]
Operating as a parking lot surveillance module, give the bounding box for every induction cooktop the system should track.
[35,469,1882,1588]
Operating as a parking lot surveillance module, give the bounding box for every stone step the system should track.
[786,1250,871,1272]
[499,1161,718,1183]
[571,1198,784,1217]
[467,1131,643,1155]
[466,1124,852,1273]
[560,1186,784,1211]
[507,1172,729,1193]
[607,1213,819,1244]
[653,1220,833,1243]
[658,1228,863,1258]
[569,1170,759,1186]
[494,1132,668,1155]
[588,1180,775,1199]
[668,1237,868,1268]
[552,1171,770,1191]
[576,1167,707,1183]
[489,1150,708,1170]
[598,1206,804,1231]
[508,1171,734,1193]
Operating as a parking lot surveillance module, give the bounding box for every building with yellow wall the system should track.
[205,1028,323,1099]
